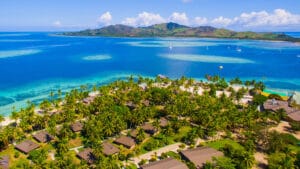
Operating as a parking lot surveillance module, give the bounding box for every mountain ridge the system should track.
[63,22,300,42]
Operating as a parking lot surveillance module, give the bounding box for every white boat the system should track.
[169,42,173,50]
[236,48,242,52]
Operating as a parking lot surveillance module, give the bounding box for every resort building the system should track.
[113,135,136,149]
[102,142,120,156]
[15,140,40,154]
[140,157,188,169]
[33,131,55,143]
[77,148,96,164]
[70,121,84,132]
[0,156,9,169]
[125,101,137,110]
[263,99,300,121]
[141,123,157,135]
[180,147,223,168]
[159,117,169,127]
[289,92,300,105]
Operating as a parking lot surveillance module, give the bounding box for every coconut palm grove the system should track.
[0,75,300,168]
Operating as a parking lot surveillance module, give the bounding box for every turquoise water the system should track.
[0,32,300,116]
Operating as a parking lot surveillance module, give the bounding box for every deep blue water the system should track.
[0,32,300,116]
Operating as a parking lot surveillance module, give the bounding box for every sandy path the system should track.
[253,151,268,169]
[269,121,300,140]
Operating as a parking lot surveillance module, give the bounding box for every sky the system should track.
[0,0,300,32]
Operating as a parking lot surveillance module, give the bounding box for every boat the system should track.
[236,48,242,52]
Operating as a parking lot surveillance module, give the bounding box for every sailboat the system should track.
[169,42,173,50]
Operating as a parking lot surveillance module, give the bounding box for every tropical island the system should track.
[63,22,300,42]
[0,75,300,169]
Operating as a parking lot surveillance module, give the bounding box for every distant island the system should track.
[63,22,300,42]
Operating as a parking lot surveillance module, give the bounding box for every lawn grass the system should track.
[206,139,244,151]
[172,126,192,141]
[68,137,83,148]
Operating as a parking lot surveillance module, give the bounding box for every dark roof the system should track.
[15,140,40,154]
[287,110,300,121]
[77,148,96,164]
[102,142,120,156]
[0,156,9,169]
[82,96,96,104]
[142,100,150,106]
[180,147,223,168]
[114,136,136,149]
[129,129,150,138]
[125,101,137,110]
[263,99,300,121]
[33,131,54,143]
[71,121,83,132]
[141,158,188,169]
[159,117,169,127]
[141,123,157,134]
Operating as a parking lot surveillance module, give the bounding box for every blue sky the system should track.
[0,0,300,31]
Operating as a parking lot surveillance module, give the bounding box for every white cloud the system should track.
[119,9,300,30]
[193,17,208,26]
[232,9,300,28]
[53,21,62,27]
[169,12,189,25]
[98,12,112,26]
[122,12,165,27]
[211,16,233,27]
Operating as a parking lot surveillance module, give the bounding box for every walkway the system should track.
[130,142,183,165]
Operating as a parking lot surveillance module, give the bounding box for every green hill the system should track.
[63,22,300,42]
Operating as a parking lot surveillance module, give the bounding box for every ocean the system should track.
[0,32,300,116]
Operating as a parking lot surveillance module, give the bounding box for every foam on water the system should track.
[0,33,30,37]
[121,41,216,48]
[83,54,112,61]
[0,39,43,42]
[160,54,255,64]
[0,49,41,59]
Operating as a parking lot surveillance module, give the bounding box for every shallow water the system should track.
[0,32,299,116]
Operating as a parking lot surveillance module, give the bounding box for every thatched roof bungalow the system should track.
[15,140,40,154]
[71,121,84,132]
[140,157,188,169]
[102,142,120,156]
[141,123,157,135]
[77,148,96,164]
[0,156,9,169]
[180,147,223,168]
[113,136,136,149]
[33,131,54,143]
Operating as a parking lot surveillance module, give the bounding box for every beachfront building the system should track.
[263,99,300,121]
[140,157,188,169]
[33,131,55,143]
[180,147,223,168]
[113,135,136,149]
[77,148,96,164]
[102,142,120,156]
[15,140,40,154]
[289,92,300,105]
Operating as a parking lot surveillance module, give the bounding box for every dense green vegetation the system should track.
[63,22,300,42]
[0,75,300,168]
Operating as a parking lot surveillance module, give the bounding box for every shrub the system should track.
[290,121,300,131]
[268,94,283,101]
